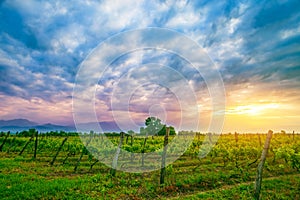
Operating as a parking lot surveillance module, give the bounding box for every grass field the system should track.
[0,132,299,199]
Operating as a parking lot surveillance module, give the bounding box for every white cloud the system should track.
[0,94,73,124]
[280,25,300,40]
[166,11,202,28]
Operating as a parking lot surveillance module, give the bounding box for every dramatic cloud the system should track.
[0,0,299,132]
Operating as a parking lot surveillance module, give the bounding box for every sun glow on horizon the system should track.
[227,103,280,116]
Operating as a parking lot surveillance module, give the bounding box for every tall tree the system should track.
[144,117,176,136]
[145,117,164,136]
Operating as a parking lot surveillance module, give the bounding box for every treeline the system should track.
[0,130,79,137]
[1,130,296,138]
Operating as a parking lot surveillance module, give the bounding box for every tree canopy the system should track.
[142,116,176,136]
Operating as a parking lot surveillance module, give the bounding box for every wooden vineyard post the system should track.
[160,127,170,185]
[235,132,239,168]
[19,132,35,156]
[7,134,16,153]
[50,137,68,166]
[130,134,134,163]
[293,130,295,141]
[90,160,99,171]
[0,131,10,152]
[62,152,73,165]
[33,131,38,159]
[141,137,148,167]
[110,132,125,177]
[126,134,129,144]
[208,133,213,144]
[257,133,262,147]
[254,130,273,200]
[234,132,238,144]
[74,136,92,172]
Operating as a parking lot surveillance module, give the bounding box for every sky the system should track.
[0,0,299,133]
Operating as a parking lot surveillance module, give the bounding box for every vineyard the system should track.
[0,130,299,199]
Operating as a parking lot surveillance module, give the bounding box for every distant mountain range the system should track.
[0,119,122,133]
[0,119,38,127]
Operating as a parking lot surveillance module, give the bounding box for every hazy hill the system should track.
[0,119,38,127]
[0,119,121,133]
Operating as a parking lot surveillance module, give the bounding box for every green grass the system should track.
[171,174,300,200]
[1,173,91,200]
